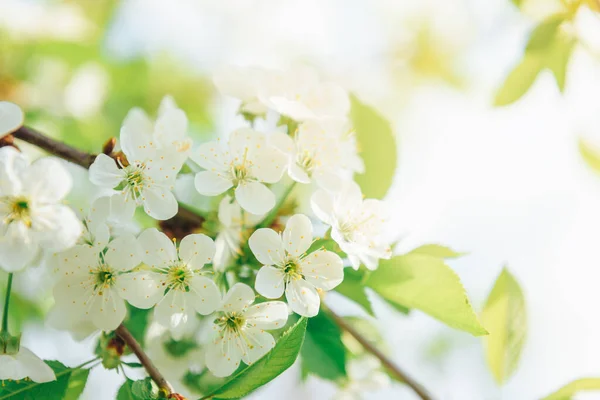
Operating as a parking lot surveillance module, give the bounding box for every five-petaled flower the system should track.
[250,214,343,317]
[205,283,288,377]
[191,128,287,215]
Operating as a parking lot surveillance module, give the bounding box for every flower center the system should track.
[296,150,317,173]
[166,264,192,292]
[231,164,249,185]
[119,163,150,202]
[93,264,117,294]
[216,311,246,333]
[2,196,32,227]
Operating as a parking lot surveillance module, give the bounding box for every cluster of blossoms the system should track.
[0,66,392,392]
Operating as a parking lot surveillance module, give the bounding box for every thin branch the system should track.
[12,126,96,168]
[326,307,435,400]
[115,324,174,395]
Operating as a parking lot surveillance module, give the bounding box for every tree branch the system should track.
[115,324,174,395]
[12,126,97,168]
[11,125,205,226]
[326,307,435,400]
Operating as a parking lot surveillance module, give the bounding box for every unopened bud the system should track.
[102,137,117,155]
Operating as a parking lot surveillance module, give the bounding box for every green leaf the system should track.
[0,361,90,400]
[350,95,397,199]
[117,378,159,400]
[494,55,543,106]
[124,305,150,348]
[301,310,347,381]
[366,255,488,336]
[481,268,527,384]
[334,268,374,316]
[542,378,600,400]
[203,318,308,399]
[409,244,464,259]
[579,137,600,174]
[546,36,575,92]
[526,15,567,52]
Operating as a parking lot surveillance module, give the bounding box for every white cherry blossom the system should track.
[311,181,391,270]
[270,117,364,188]
[52,233,142,331]
[88,108,184,220]
[205,283,288,377]
[0,147,82,272]
[249,214,343,317]
[0,346,55,383]
[191,128,287,215]
[260,66,350,122]
[120,228,220,339]
[0,101,24,138]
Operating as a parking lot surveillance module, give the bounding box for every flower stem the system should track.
[2,273,14,333]
[325,306,435,400]
[115,324,174,395]
[257,181,297,229]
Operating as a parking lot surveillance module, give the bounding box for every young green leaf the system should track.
[301,310,347,381]
[350,95,397,199]
[578,137,600,174]
[117,378,158,400]
[408,244,464,259]
[481,268,527,384]
[202,318,308,399]
[367,254,488,336]
[526,14,567,52]
[542,378,600,400]
[116,380,136,400]
[494,55,543,106]
[0,361,90,400]
[334,268,375,316]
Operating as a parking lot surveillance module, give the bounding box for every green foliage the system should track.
[578,137,600,174]
[124,305,150,348]
[117,378,159,400]
[301,310,347,381]
[542,378,600,400]
[350,95,397,199]
[334,268,374,316]
[163,337,198,359]
[201,318,307,399]
[494,13,575,106]
[481,268,527,385]
[366,254,488,336]
[0,361,89,400]
[409,244,464,259]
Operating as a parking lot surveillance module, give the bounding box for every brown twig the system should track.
[12,126,97,168]
[326,306,435,400]
[115,324,174,395]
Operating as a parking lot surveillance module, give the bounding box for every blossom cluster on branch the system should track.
[0,65,393,397]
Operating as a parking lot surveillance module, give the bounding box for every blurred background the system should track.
[3,0,600,398]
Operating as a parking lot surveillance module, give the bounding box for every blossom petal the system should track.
[235,181,275,215]
[142,185,178,220]
[248,228,285,266]
[108,192,137,221]
[251,147,287,184]
[154,290,192,340]
[190,141,230,172]
[244,301,288,330]
[310,189,334,225]
[285,278,320,317]
[179,233,215,269]
[22,157,72,202]
[117,271,164,309]
[240,328,276,365]
[229,128,266,159]
[89,154,124,189]
[90,290,127,331]
[269,131,296,156]
[189,276,221,315]
[0,239,38,272]
[15,347,56,383]
[282,214,312,256]
[138,228,177,268]
[0,101,24,137]
[254,266,285,299]
[301,250,344,291]
[219,283,255,312]
[32,204,82,251]
[155,108,188,146]
[120,108,154,162]
[288,162,311,184]
[105,234,142,271]
[206,330,243,377]
[194,171,233,196]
